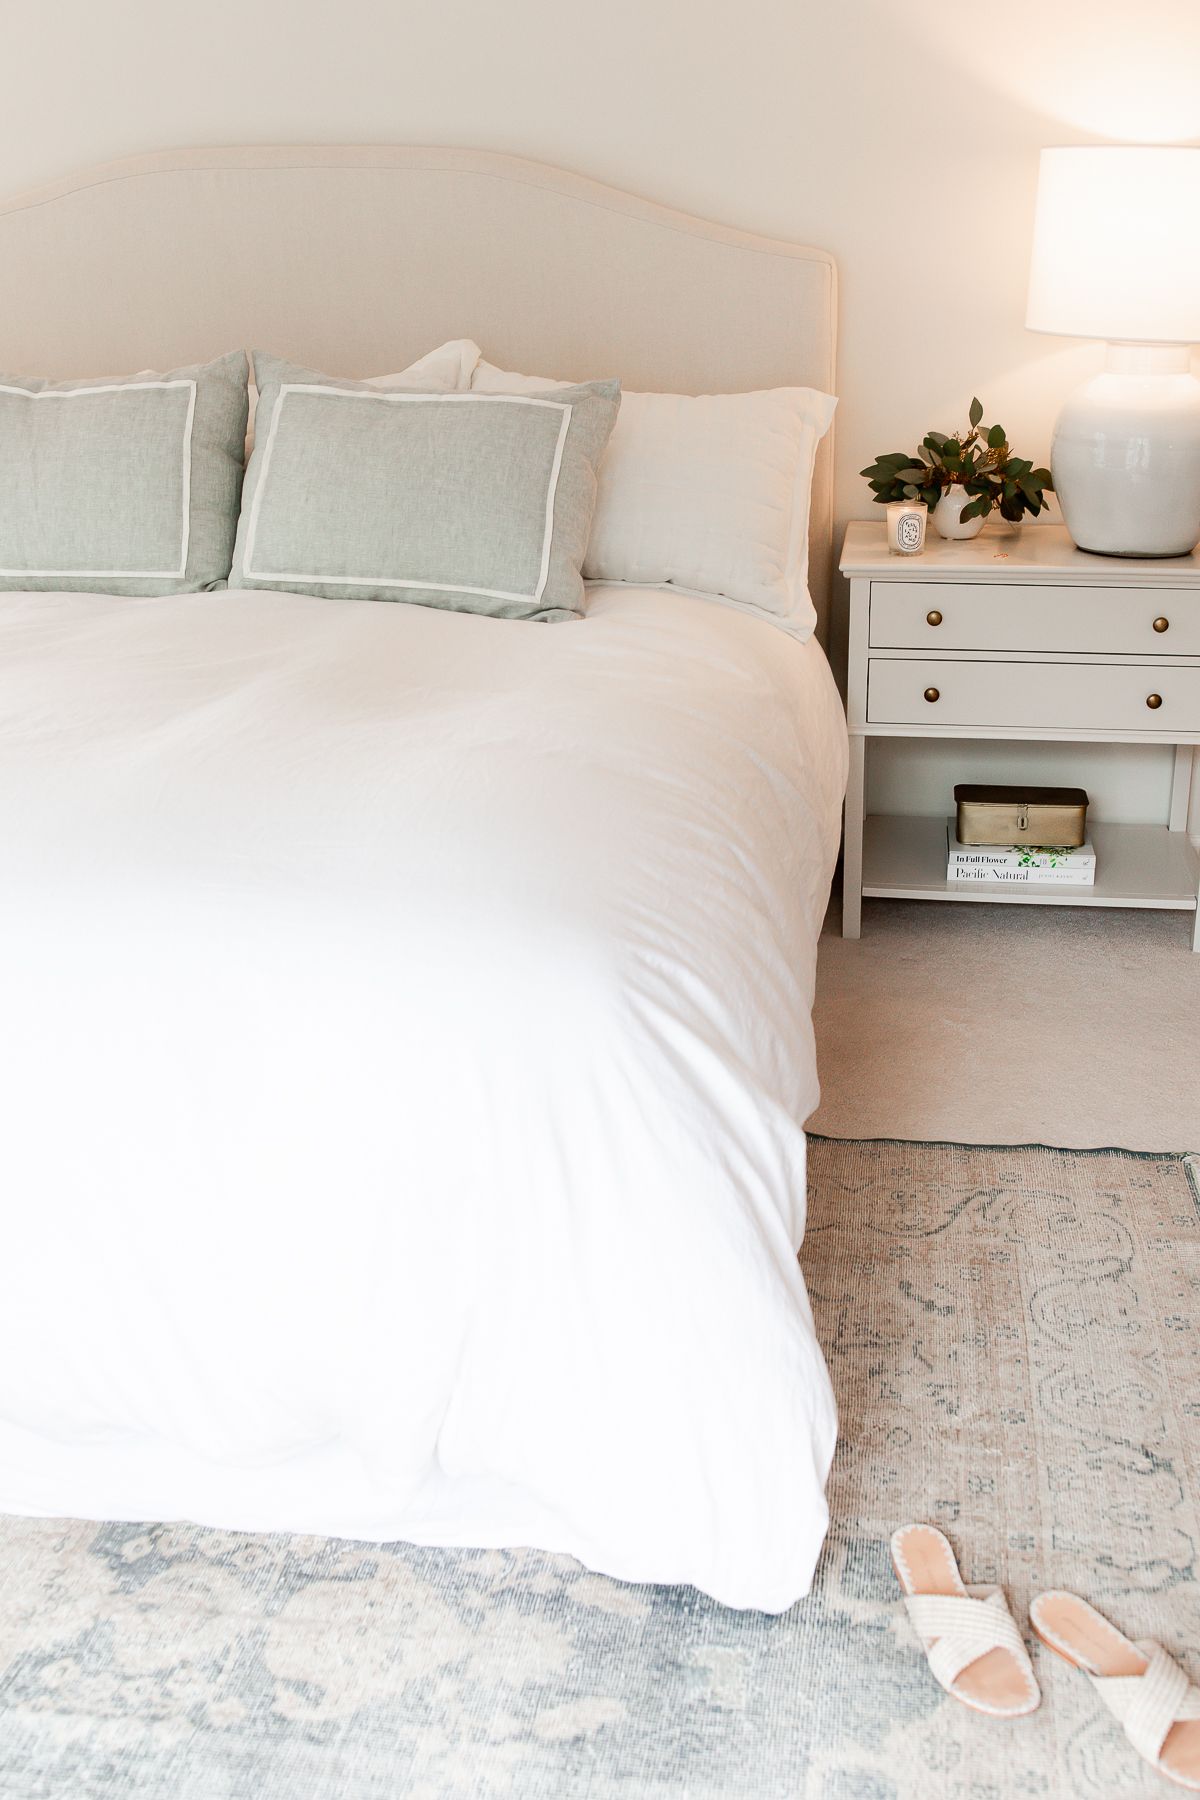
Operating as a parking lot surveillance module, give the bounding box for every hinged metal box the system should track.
[954,784,1089,847]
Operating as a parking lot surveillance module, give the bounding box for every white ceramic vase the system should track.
[1051,345,1200,558]
[932,484,986,541]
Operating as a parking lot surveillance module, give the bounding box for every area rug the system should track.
[1,1142,1197,1799]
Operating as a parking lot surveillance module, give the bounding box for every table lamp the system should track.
[1026,146,1200,558]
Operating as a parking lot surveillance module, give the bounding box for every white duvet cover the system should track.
[0,582,846,1612]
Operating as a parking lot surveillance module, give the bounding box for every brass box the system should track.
[954,784,1089,848]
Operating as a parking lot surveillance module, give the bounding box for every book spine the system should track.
[947,864,1096,886]
[949,860,1101,882]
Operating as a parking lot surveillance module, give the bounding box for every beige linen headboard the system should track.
[0,145,838,635]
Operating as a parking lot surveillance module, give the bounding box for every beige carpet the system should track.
[810,896,1200,1151]
[1,1141,1196,1798]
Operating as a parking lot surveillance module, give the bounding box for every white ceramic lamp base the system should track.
[1052,345,1200,558]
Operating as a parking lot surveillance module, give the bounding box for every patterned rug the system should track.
[1,1141,1197,1799]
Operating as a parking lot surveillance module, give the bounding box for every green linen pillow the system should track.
[230,353,621,621]
[0,351,248,594]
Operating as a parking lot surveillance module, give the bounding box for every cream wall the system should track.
[5,0,1200,829]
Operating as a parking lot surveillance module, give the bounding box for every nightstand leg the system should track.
[1168,748,1200,951]
[842,733,865,939]
[1169,744,1194,832]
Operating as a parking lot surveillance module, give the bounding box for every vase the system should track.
[932,484,986,541]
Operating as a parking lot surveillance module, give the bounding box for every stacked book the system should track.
[945,819,1096,887]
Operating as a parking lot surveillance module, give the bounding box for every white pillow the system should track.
[246,338,481,458]
[374,338,482,392]
[470,357,836,637]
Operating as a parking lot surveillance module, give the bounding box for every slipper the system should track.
[1031,1591,1200,1791]
[891,1524,1040,1718]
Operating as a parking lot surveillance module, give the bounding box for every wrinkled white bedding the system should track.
[0,581,846,1612]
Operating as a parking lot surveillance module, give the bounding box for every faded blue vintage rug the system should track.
[2,1142,1197,1799]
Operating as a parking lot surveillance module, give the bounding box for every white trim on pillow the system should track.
[243,387,573,604]
[0,379,196,579]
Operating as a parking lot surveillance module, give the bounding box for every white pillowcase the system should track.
[370,338,482,392]
[245,339,481,458]
[470,357,836,637]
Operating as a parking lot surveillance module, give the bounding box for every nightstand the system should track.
[839,522,1200,952]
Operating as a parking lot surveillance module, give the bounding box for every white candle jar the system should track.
[886,499,927,556]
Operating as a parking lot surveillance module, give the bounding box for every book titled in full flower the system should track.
[945,820,1096,886]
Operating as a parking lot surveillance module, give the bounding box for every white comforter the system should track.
[0,582,846,1612]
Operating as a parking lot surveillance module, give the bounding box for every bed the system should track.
[0,148,846,1613]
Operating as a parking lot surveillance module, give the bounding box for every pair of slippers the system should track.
[892,1524,1200,1792]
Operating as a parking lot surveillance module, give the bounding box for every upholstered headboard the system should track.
[0,145,838,635]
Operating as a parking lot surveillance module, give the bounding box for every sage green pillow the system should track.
[0,351,248,594]
[231,353,621,621]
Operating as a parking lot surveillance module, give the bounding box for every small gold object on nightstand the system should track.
[926,609,943,626]
[1153,616,1170,633]
[955,784,1089,847]
[1147,693,1163,709]
[923,687,940,703]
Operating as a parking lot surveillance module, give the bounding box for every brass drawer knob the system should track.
[923,686,940,703]
[1153,616,1170,633]
[926,609,943,627]
[1146,693,1163,710]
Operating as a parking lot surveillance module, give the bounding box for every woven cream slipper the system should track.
[1031,1591,1200,1791]
[891,1524,1040,1718]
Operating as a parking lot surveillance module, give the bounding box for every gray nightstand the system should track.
[839,522,1200,951]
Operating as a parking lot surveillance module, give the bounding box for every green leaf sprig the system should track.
[861,398,1053,525]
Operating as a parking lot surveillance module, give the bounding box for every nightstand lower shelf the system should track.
[862,815,1200,912]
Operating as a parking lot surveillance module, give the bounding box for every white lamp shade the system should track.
[1026,147,1200,343]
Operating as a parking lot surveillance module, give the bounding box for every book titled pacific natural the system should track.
[945,820,1097,886]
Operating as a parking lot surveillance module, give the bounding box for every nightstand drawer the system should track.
[869,582,1200,655]
[866,658,1200,732]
